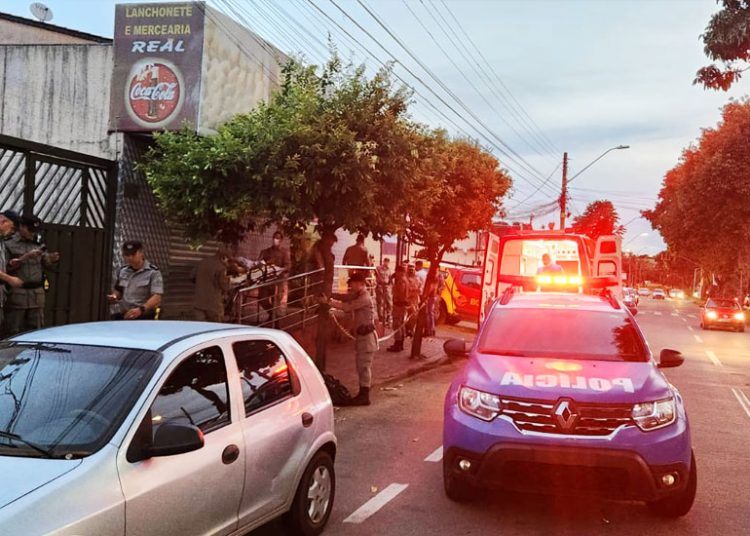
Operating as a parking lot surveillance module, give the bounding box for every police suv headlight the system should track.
[706,311,718,320]
[632,397,676,431]
[734,312,745,321]
[458,386,502,421]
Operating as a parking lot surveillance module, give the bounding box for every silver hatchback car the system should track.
[0,321,336,536]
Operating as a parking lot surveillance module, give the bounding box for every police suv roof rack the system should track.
[600,288,621,310]
[499,285,515,305]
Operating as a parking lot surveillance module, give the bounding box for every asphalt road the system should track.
[252,298,750,535]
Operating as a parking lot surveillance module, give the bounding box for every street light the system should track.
[560,145,629,229]
[568,145,630,184]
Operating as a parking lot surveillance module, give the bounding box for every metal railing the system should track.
[230,264,377,333]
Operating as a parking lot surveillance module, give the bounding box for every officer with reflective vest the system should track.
[108,240,163,320]
[4,214,60,335]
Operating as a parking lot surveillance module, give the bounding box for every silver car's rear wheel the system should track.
[307,464,332,523]
[286,450,335,536]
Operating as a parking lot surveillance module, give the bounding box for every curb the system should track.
[376,340,452,386]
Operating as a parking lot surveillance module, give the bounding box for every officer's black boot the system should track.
[349,386,370,406]
[387,342,403,352]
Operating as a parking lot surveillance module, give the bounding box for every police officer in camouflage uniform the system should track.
[329,272,378,406]
[4,215,59,335]
[109,240,163,320]
[0,210,23,333]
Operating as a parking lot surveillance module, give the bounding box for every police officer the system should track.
[329,272,378,406]
[387,264,408,353]
[3,214,59,335]
[0,210,23,333]
[109,240,163,320]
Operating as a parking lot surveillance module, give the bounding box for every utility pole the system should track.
[559,152,568,231]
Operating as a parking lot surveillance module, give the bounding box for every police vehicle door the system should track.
[593,235,623,298]
[479,232,500,326]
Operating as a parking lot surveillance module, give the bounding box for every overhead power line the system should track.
[346,0,556,189]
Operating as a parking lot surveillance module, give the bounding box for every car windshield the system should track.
[0,342,160,459]
[706,299,739,309]
[478,308,648,362]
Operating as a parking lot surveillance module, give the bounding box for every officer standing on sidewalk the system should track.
[387,264,408,353]
[0,210,23,333]
[329,272,378,406]
[4,215,60,335]
[108,240,163,320]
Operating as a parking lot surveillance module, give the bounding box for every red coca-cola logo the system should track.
[125,59,184,128]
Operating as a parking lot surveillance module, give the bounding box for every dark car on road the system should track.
[701,298,745,332]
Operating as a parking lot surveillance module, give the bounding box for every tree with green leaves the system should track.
[571,200,625,241]
[695,0,750,90]
[142,55,424,368]
[644,99,750,295]
[406,131,512,358]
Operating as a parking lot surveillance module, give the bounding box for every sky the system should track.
[3,0,745,254]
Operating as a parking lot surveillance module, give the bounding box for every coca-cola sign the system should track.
[111,2,204,132]
[125,60,184,128]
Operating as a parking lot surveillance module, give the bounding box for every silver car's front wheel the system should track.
[286,450,335,536]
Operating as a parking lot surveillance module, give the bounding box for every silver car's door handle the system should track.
[222,444,240,465]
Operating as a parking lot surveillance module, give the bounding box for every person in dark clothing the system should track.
[258,231,291,321]
[4,215,60,335]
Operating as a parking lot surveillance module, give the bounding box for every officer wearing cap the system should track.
[109,240,163,320]
[0,210,24,332]
[4,214,59,335]
[328,272,378,406]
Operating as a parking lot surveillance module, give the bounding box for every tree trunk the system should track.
[410,252,444,359]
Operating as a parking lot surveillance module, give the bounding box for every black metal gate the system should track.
[0,134,117,326]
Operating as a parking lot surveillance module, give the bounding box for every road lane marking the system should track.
[343,483,409,524]
[671,313,680,317]
[705,350,722,367]
[682,318,687,323]
[654,312,663,316]
[694,334,703,343]
[731,388,750,419]
[688,314,697,319]
[424,446,443,462]
[687,326,694,332]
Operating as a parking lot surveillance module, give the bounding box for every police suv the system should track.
[442,275,696,517]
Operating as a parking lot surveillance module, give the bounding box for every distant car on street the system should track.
[623,287,639,307]
[442,276,696,518]
[439,266,482,324]
[701,298,745,332]
[638,287,651,297]
[669,289,685,300]
[652,288,666,300]
[0,322,336,536]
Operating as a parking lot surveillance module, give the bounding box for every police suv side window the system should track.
[150,346,231,435]
[233,340,298,415]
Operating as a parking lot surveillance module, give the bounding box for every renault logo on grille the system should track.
[553,399,579,431]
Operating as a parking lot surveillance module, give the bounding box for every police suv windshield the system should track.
[478,308,648,362]
[0,342,160,459]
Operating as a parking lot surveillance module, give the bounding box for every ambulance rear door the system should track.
[479,232,500,326]
[593,235,623,298]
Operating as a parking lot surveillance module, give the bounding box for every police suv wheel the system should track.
[286,450,335,536]
[647,451,697,518]
[443,457,478,502]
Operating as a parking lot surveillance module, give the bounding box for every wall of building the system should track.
[0,17,106,45]
[0,44,117,160]
[199,7,286,131]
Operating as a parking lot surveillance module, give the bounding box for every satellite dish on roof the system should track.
[29,2,54,23]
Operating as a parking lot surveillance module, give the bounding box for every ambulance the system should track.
[478,229,624,324]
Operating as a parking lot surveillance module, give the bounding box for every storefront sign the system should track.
[111,2,205,131]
